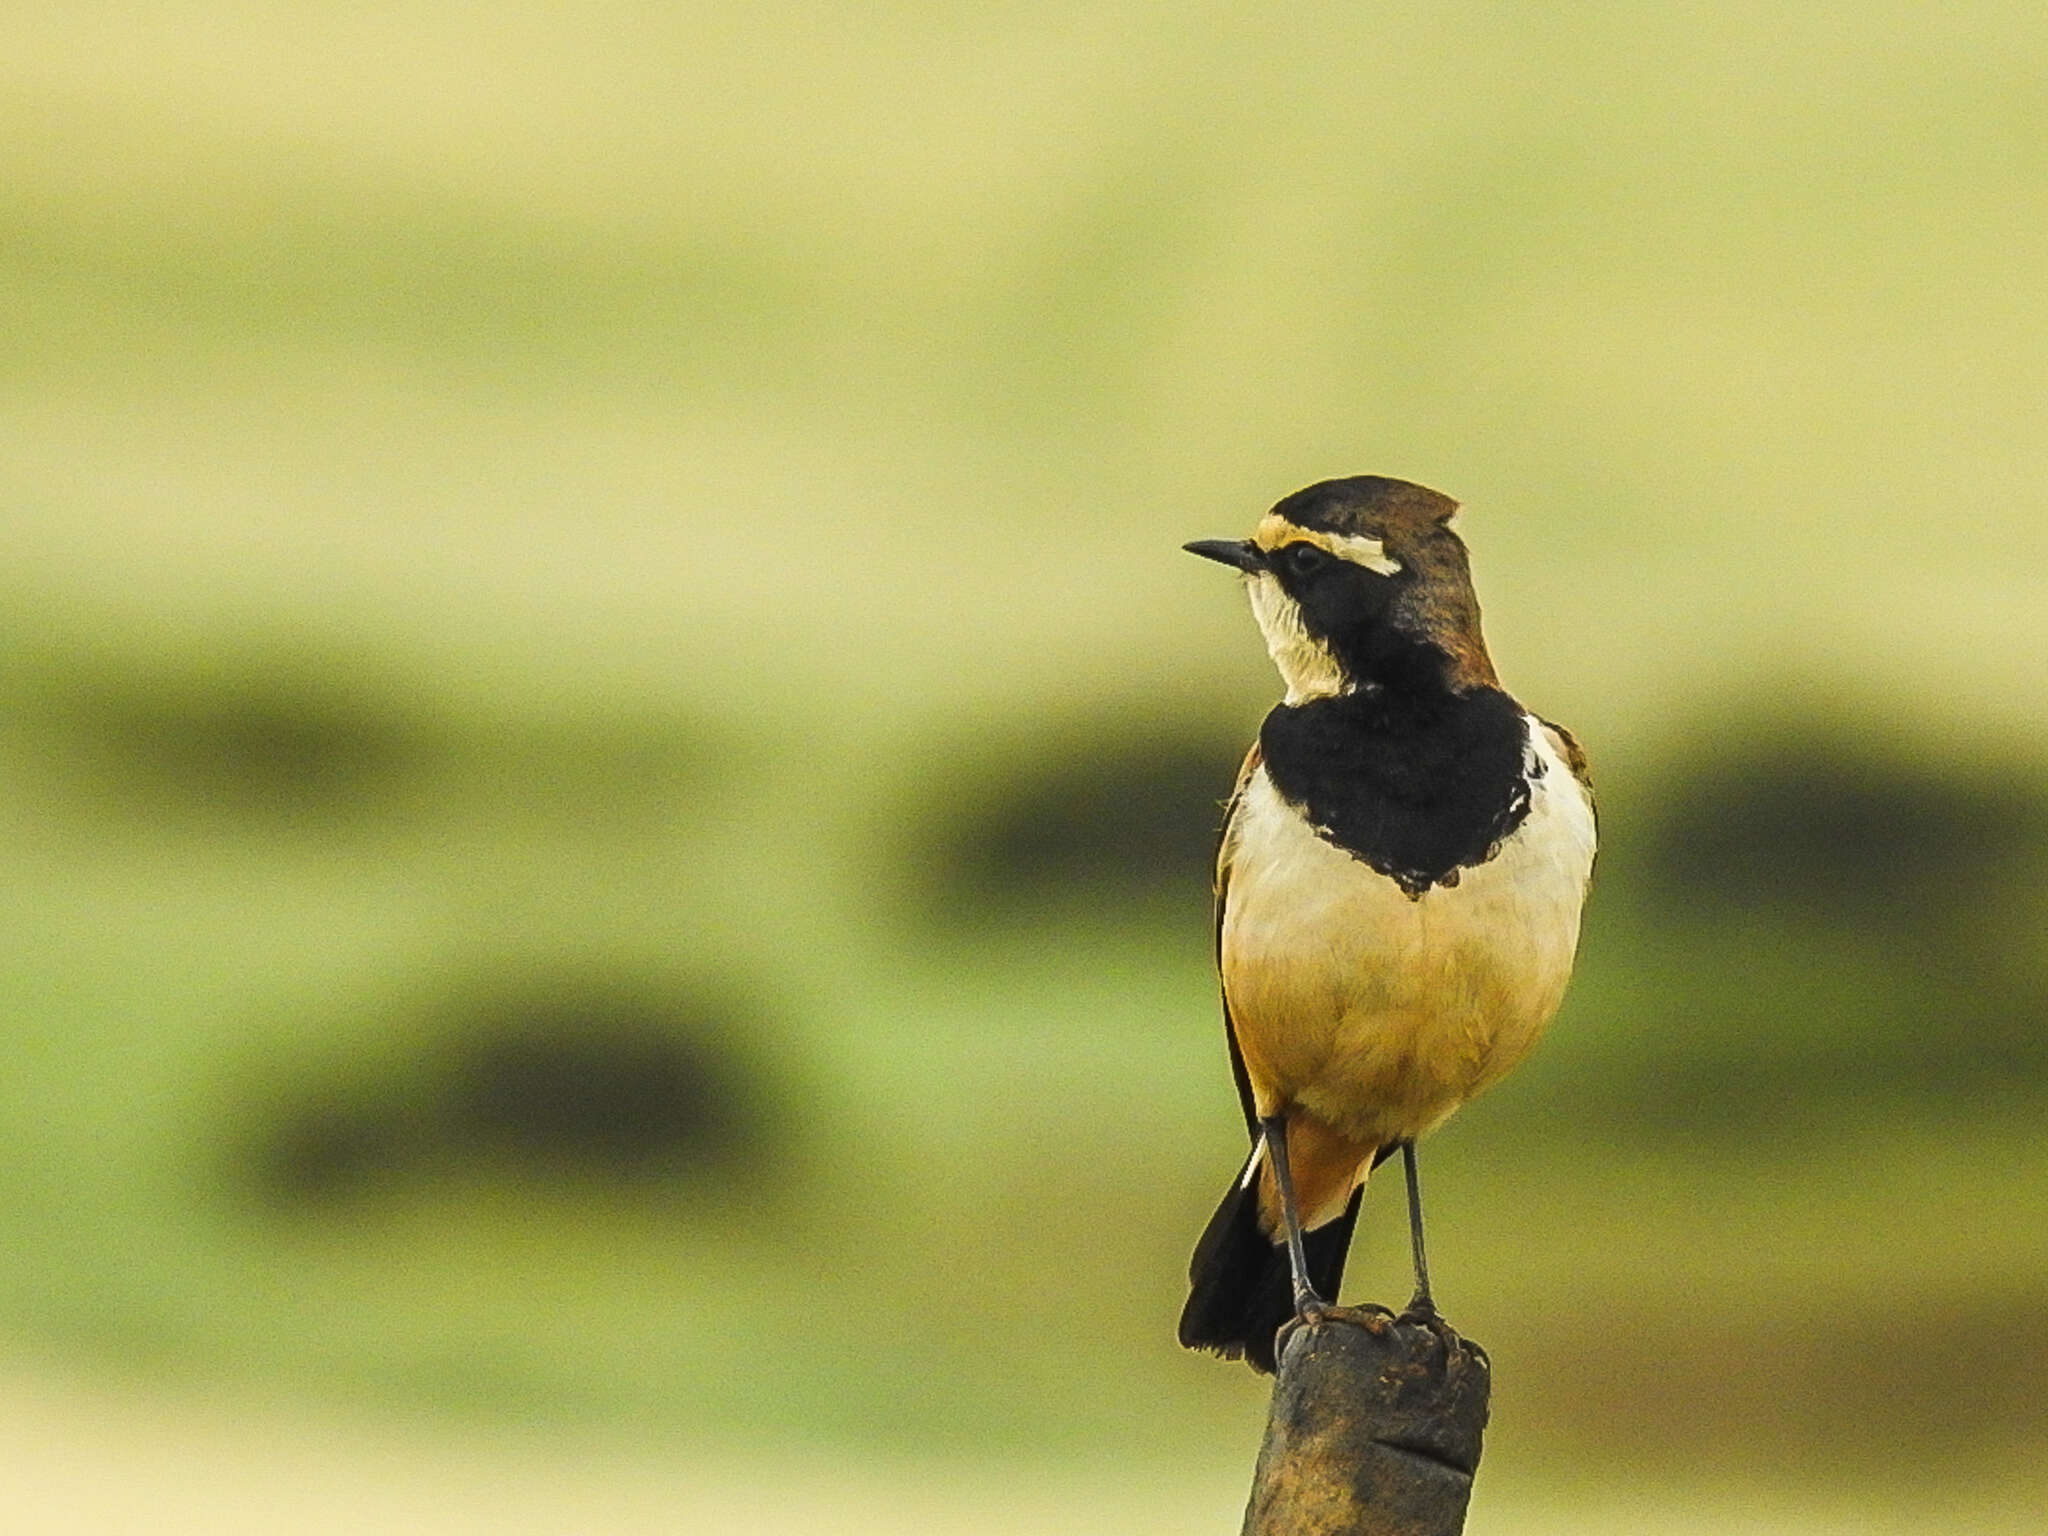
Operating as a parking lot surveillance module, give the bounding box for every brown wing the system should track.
[1213,740,1263,1139]
[1537,715,1597,828]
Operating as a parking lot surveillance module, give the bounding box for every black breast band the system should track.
[1258,686,1536,898]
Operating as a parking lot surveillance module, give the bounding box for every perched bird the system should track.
[1177,475,1596,1373]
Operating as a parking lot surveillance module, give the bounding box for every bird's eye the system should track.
[1280,543,1327,577]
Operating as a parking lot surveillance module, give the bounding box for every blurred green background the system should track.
[4,3,2046,1531]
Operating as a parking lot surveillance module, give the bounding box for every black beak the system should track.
[1183,539,1266,573]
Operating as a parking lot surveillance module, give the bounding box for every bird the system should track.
[1176,474,1596,1373]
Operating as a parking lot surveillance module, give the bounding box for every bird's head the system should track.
[1185,475,1495,703]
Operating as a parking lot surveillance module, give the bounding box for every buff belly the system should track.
[1220,718,1595,1151]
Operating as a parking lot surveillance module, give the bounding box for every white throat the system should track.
[1246,574,1348,703]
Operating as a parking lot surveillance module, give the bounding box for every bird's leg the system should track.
[1401,1140,1433,1317]
[1400,1140,1440,1323]
[1260,1115,1327,1319]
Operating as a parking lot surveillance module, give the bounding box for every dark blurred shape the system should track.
[928,719,1243,919]
[260,1094,420,1205]
[7,643,724,833]
[24,660,419,825]
[440,991,756,1179]
[1645,735,2046,925]
[246,972,777,1205]
[1579,723,2048,1138]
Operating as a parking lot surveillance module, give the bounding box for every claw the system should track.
[1270,1284,1331,1360]
[1395,1297,1468,1355]
[1397,1292,1441,1325]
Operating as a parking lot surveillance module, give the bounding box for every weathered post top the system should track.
[1241,1307,1491,1536]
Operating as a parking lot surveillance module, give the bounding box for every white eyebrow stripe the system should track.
[1251,514,1404,576]
[1318,531,1403,576]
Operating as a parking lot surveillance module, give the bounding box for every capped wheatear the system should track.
[1178,475,1595,1372]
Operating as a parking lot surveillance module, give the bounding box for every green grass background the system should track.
[3,3,2046,1529]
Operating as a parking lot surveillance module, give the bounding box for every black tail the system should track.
[1177,1153,1364,1374]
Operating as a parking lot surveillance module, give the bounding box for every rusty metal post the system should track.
[1240,1308,1491,1536]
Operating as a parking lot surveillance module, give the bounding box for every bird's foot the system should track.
[1396,1293,1465,1351]
[1272,1285,1331,1359]
[1291,1283,1331,1327]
